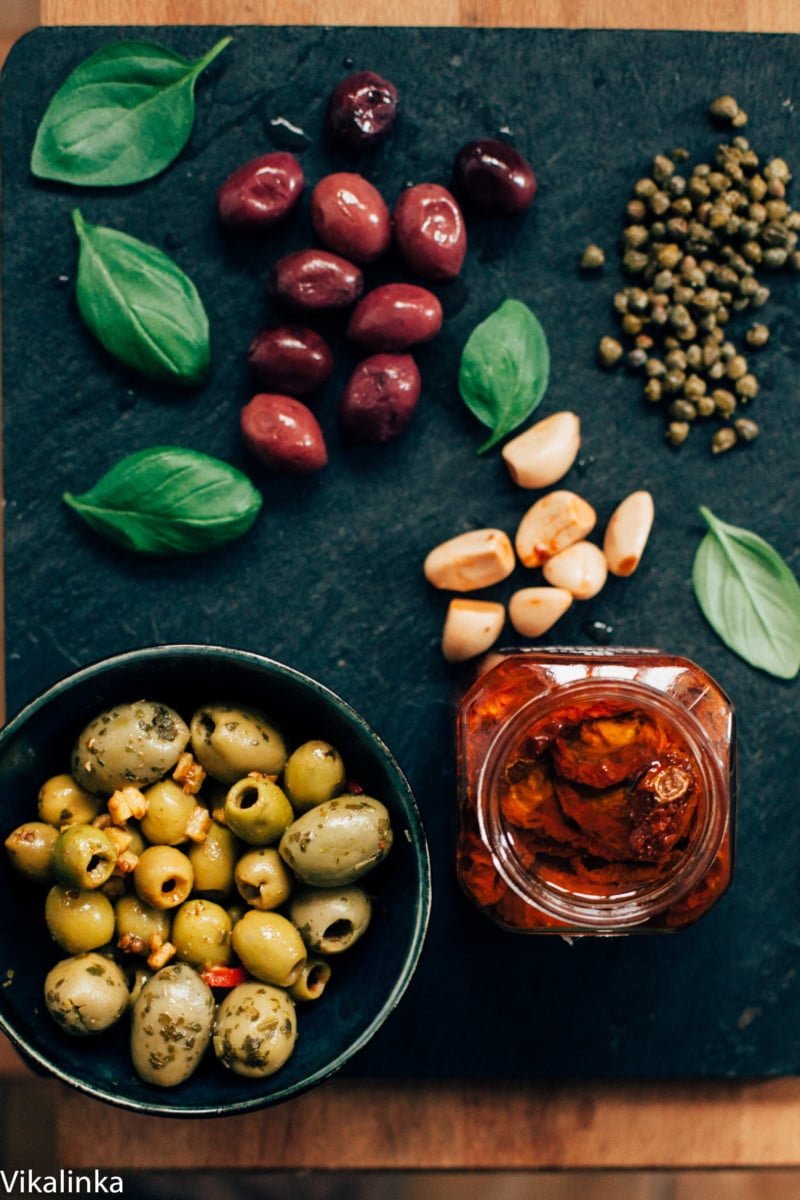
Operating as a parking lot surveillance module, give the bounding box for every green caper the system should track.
[44,953,129,1036]
[140,780,197,845]
[189,704,287,785]
[213,983,297,1078]
[234,848,293,910]
[51,825,117,890]
[38,774,100,828]
[171,899,232,968]
[224,777,294,846]
[289,886,372,954]
[115,894,172,954]
[133,846,194,910]
[187,821,239,899]
[289,956,332,1003]
[231,911,306,987]
[45,886,115,954]
[5,822,58,882]
[283,741,346,812]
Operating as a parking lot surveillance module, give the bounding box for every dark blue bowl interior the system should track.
[0,645,430,1116]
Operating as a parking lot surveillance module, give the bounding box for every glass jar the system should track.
[456,648,736,934]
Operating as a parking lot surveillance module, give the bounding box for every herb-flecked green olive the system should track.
[72,701,190,794]
[44,953,129,1036]
[279,795,393,887]
[213,982,297,1078]
[289,886,372,954]
[224,777,294,846]
[52,824,118,889]
[4,822,58,882]
[283,740,346,812]
[133,846,194,910]
[115,894,172,951]
[189,704,287,784]
[187,821,239,898]
[131,963,214,1087]
[289,955,332,1002]
[140,780,197,845]
[38,774,101,828]
[231,910,306,987]
[45,886,116,953]
[172,899,232,968]
[234,848,292,910]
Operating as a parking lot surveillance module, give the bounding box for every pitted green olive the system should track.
[224,777,294,846]
[283,740,346,812]
[44,953,129,1036]
[289,955,332,1002]
[72,701,190,794]
[234,848,292,910]
[289,886,372,954]
[115,894,172,952]
[45,886,116,953]
[38,774,101,828]
[52,824,117,889]
[231,910,306,987]
[187,821,239,898]
[133,846,194,910]
[213,983,297,1078]
[5,822,58,882]
[140,780,197,845]
[189,704,287,784]
[131,963,214,1087]
[172,899,232,968]
[279,795,393,887]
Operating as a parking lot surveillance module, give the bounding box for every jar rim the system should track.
[476,677,730,930]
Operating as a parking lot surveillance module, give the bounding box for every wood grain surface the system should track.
[3,0,800,1173]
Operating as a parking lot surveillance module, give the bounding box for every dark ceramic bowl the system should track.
[0,645,430,1116]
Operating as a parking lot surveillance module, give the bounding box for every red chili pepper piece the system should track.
[200,965,250,989]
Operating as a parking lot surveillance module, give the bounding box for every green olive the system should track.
[127,966,152,1008]
[72,701,190,794]
[279,796,393,887]
[231,911,306,987]
[115,894,172,952]
[189,704,287,785]
[234,849,292,910]
[44,953,129,1036]
[224,777,294,846]
[140,780,196,845]
[187,821,239,899]
[133,846,194,910]
[38,774,100,828]
[289,886,372,954]
[5,822,58,882]
[172,899,232,968]
[213,983,297,1078]
[45,886,116,954]
[51,824,118,889]
[283,740,346,812]
[125,824,147,857]
[289,956,332,1002]
[131,964,214,1087]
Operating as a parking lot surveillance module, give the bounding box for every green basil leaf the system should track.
[64,447,263,556]
[692,505,800,680]
[458,299,550,454]
[31,37,231,186]
[72,209,210,386]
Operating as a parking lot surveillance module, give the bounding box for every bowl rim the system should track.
[0,643,432,1117]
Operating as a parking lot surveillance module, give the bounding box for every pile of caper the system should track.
[4,698,393,1088]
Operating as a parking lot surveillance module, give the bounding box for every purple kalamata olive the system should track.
[271,249,364,312]
[241,394,328,474]
[217,152,305,231]
[347,284,443,352]
[326,70,399,149]
[311,172,391,263]
[340,354,421,443]
[453,140,537,216]
[393,183,467,280]
[247,327,334,397]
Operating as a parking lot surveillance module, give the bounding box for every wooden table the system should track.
[3,0,800,1172]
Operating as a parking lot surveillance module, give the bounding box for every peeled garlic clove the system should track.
[441,599,506,663]
[515,491,596,568]
[603,490,655,577]
[502,412,581,489]
[542,541,608,599]
[508,587,573,637]
[424,529,515,592]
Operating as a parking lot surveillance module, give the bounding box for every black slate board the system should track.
[2,25,800,1081]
